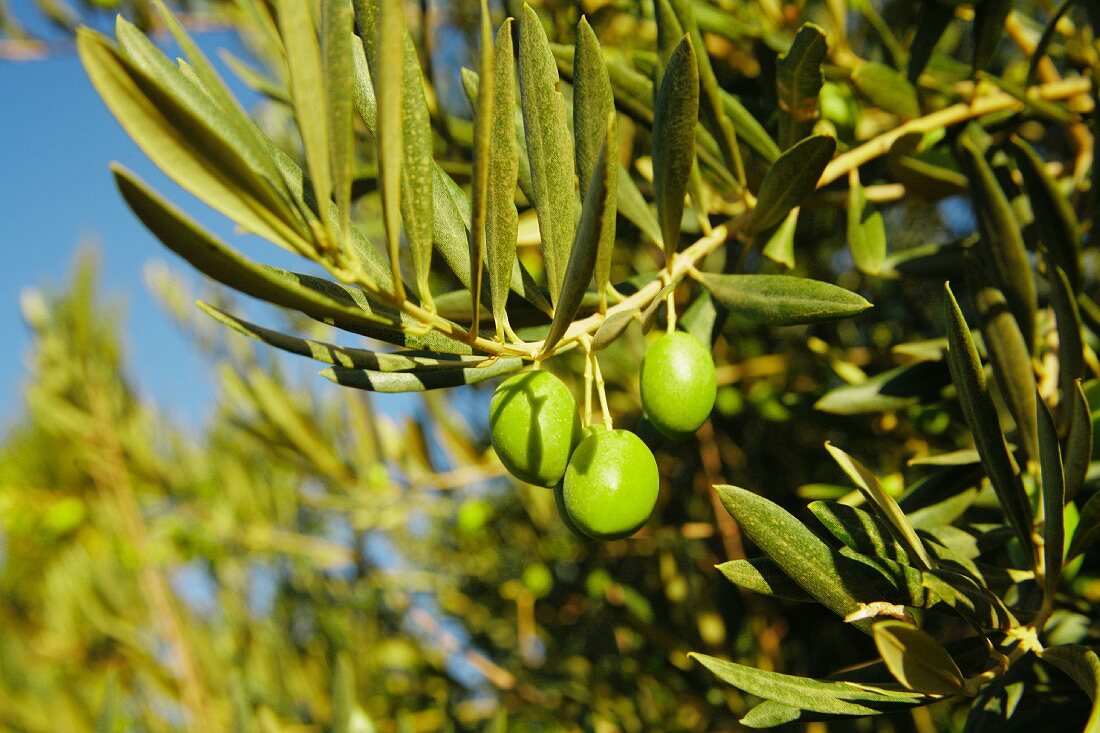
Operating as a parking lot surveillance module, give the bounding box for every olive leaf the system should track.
[847,170,887,275]
[652,33,699,262]
[574,17,618,312]
[1037,391,1066,598]
[1026,0,1077,87]
[716,486,917,623]
[908,0,954,83]
[519,3,576,306]
[276,0,333,229]
[815,360,951,416]
[825,444,934,570]
[1011,136,1081,290]
[374,0,408,297]
[739,702,802,729]
[973,0,1011,72]
[851,62,920,120]
[323,356,524,393]
[969,276,1038,464]
[1039,645,1100,733]
[468,0,494,330]
[810,501,911,565]
[322,0,355,242]
[761,208,798,269]
[1069,491,1100,560]
[776,23,827,149]
[748,134,836,235]
[199,303,484,376]
[486,18,520,338]
[78,28,310,256]
[1049,265,1086,413]
[542,116,616,355]
[592,308,639,351]
[872,620,966,696]
[942,283,1035,561]
[956,128,1037,346]
[690,653,929,716]
[716,557,815,602]
[697,273,870,326]
[1065,380,1092,502]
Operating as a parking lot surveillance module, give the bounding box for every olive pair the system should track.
[489,371,658,540]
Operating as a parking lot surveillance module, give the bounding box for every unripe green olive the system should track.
[561,429,659,540]
[489,371,581,487]
[640,331,717,438]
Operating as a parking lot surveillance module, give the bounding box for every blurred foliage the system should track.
[8,0,1100,730]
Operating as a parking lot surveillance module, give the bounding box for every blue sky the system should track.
[0,1,425,431]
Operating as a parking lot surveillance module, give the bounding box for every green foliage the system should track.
[9,0,1100,729]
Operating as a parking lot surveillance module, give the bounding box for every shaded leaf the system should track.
[1065,380,1092,502]
[873,620,966,695]
[815,360,951,416]
[847,171,887,275]
[1037,392,1066,597]
[942,283,1034,562]
[748,134,835,235]
[810,501,910,565]
[776,23,827,149]
[761,207,798,269]
[1039,645,1100,733]
[716,557,815,603]
[652,33,699,261]
[1011,136,1081,290]
[852,62,920,120]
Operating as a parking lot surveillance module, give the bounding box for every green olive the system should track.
[561,429,659,540]
[489,371,581,487]
[639,331,717,438]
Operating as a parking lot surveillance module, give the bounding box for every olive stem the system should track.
[591,350,613,430]
[582,335,594,428]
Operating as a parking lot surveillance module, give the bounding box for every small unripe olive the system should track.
[640,331,717,438]
[489,371,581,487]
[561,429,659,540]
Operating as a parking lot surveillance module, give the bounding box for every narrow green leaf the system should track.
[697,272,870,326]
[956,128,1037,346]
[970,276,1039,464]
[1027,0,1076,88]
[592,308,639,351]
[690,652,929,715]
[198,302,484,372]
[323,356,523,392]
[542,115,615,355]
[652,33,699,262]
[375,0,407,298]
[810,501,910,565]
[1051,265,1086,424]
[825,443,934,569]
[1011,137,1081,290]
[670,0,744,183]
[716,486,917,623]
[973,0,1011,71]
[815,360,951,416]
[721,90,780,163]
[469,0,494,331]
[873,620,966,696]
[1039,645,1100,733]
[276,0,333,228]
[519,3,576,306]
[851,62,920,120]
[739,702,802,729]
[323,0,355,243]
[1069,491,1100,560]
[486,18,520,337]
[78,28,308,254]
[1065,380,1092,502]
[574,17,618,311]
[887,132,968,200]
[908,0,953,83]
[1037,392,1066,597]
[716,557,815,603]
[748,134,836,235]
[617,166,663,246]
[761,207,799,269]
[942,283,1035,561]
[400,32,435,307]
[847,171,887,274]
[776,23,827,149]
